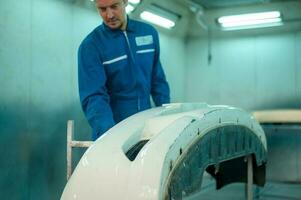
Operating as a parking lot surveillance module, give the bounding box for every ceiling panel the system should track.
[189,0,298,9]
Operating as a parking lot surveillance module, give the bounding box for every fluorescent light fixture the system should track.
[128,0,140,4]
[222,18,282,28]
[91,0,139,3]
[126,4,135,13]
[140,11,176,29]
[218,11,280,24]
[217,11,283,31]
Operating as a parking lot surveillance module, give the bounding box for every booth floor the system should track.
[185,175,301,200]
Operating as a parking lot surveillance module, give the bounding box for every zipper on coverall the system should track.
[123,31,141,111]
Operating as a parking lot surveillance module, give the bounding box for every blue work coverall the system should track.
[78,18,170,140]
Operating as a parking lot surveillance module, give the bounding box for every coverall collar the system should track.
[102,16,135,38]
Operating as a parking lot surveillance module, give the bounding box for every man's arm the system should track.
[78,39,115,140]
[151,30,170,106]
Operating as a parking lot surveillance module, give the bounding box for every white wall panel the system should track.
[0,1,32,199]
[186,39,221,104]
[0,1,102,199]
[186,32,300,110]
[255,34,295,109]
[217,37,256,108]
[160,34,186,102]
[0,0,31,106]
[296,31,301,107]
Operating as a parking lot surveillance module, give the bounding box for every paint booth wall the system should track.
[185,31,301,111]
[0,0,186,199]
[0,1,98,199]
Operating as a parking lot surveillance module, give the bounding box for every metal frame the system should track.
[66,120,93,180]
[247,155,253,200]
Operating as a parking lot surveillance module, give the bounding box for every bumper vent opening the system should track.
[126,140,149,161]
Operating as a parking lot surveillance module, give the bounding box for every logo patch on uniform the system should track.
[135,35,153,46]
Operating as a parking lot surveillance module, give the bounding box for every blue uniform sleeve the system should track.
[78,39,115,140]
[151,30,170,106]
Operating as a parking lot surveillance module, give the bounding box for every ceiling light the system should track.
[217,11,283,31]
[126,4,135,14]
[128,0,140,4]
[140,11,176,29]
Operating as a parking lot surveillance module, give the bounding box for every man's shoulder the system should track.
[130,19,157,34]
[80,25,103,47]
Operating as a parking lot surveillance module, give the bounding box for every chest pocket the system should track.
[136,49,155,76]
[103,54,128,75]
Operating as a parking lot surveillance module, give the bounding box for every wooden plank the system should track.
[253,110,301,123]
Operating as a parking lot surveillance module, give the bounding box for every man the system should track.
[78,0,170,140]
